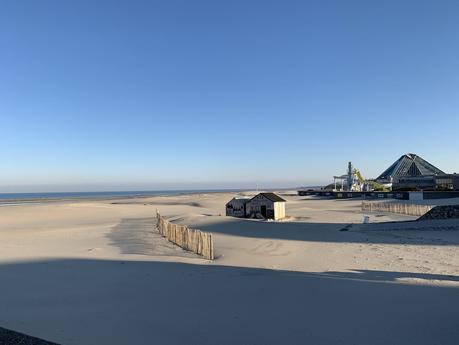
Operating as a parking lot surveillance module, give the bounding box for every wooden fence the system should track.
[362,201,433,217]
[156,211,214,260]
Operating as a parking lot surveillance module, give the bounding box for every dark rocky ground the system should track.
[0,328,59,345]
[419,205,459,220]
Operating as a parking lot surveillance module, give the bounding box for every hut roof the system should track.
[255,193,286,202]
[226,197,251,206]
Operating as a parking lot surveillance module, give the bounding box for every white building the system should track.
[226,193,287,220]
[225,197,251,217]
[247,193,286,220]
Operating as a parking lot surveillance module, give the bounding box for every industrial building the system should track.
[226,193,286,220]
[332,162,367,192]
[393,173,459,191]
[376,153,444,187]
[299,153,457,197]
[435,174,459,190]
[376,153,459,191]
[330,153,451,192]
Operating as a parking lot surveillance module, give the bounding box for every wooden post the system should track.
[155,212,214,260]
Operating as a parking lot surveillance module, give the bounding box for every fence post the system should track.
[155,212,214,260]
[360,201,432,217]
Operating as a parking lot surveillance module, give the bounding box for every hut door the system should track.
[260,205,267,217]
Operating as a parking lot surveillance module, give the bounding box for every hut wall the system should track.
[226,199,247,218]
[274,202,286,220]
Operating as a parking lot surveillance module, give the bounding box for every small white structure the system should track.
[247,193,286,220]
[226,193,287,220]
[408,191,424,201]
[225,197,251,218]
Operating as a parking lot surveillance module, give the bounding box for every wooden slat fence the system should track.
[362,201,433,217]
[156,211,214,260]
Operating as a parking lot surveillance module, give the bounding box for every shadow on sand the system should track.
[191,217,459,246]
[107,217,197,258]
[0,259,458,345]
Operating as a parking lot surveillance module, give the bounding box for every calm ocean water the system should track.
[0,189,248,203]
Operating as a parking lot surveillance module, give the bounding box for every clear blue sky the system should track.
[1,0,458,192]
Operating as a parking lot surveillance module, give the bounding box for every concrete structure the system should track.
[392,174,459,191]
[435,174,459,191]
[247,193,286,220]
[408,191,424,201]
[226,193,287,220]
[392,176,437,191]
[225,197,251,217]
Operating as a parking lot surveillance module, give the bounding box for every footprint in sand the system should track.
[249,241,291,256]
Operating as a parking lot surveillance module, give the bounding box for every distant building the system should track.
[225,197,251,217]
[226,193,287,220]
[298,153,456,196]
[393,174,459,191]
[392,176,436,191]
[376,153,444,187]
[436,174,459,190]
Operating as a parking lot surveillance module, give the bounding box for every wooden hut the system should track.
[225,197,251,218]
[247,193,286,220]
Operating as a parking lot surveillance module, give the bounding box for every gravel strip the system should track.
[0,327,59,345]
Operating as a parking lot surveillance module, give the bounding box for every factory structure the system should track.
[226,192,286,220]
[376,154,458,191]
[303,153,459,196]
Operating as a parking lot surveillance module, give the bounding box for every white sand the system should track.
[0,192,458,344]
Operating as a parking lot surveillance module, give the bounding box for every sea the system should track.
[0,189,248,205]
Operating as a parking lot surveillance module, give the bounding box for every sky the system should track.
[1,0,459,192]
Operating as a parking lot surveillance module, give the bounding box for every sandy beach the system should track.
[0,192,458,344]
